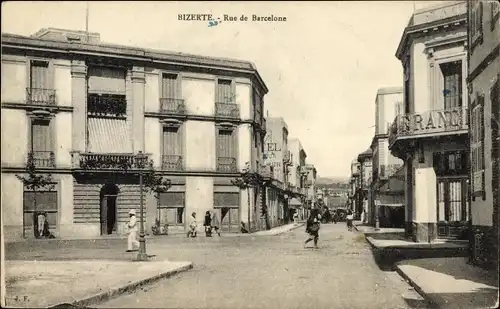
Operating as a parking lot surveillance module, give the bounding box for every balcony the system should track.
[87,93,127,118]
[161,155,183,171]
[388,106,468,149]
[217,157,237,172]
[71,152,149,170]
[160,98,186,115]
[380,164,403,180]
[29,151,55,168]
[26,88,56,106]
[215,102,240,118]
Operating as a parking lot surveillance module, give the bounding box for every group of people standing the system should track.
[186,211,221,238]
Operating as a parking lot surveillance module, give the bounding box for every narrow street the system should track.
[97,224,426,309]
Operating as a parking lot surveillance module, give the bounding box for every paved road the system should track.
[95,223,426,309]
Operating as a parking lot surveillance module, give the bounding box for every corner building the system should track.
[1,28,268,240]
[389,2,470,242]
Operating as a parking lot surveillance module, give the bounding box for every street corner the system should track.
[5,259,194,308]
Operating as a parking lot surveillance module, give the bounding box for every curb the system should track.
[394,263,438,309]
[53,262,193,308]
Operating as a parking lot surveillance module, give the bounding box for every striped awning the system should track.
[88,118,132,153]
[289,197,302,207]
[376,194,404,207]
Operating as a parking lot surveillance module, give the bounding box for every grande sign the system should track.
[398,108,466,132]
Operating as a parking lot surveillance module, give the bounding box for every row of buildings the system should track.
[1,27,318,241]
[348,0,499,270]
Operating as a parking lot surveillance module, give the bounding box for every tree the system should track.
[231,163,269,232]
[139,159,172,235]
[16,152,55,238]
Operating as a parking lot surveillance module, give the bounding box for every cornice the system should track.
[396,14,467,61]
[1,33,268,95]
[1,102,73,113]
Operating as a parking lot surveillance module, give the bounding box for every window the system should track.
[470,1,483,49]
[28,60,54,105]
[441,61,462,109]
[216,128,237,172]
[23,190,57,237]
[216,79,235,103]
[470,94,485,200]
[214,192,239,207]
[433,151,468,176]
[403,58,411,114]
[161,73,180,99]
[87,65,127,117]
[162,125,183,170]
[30,119,54,167]
[158,192,185,226]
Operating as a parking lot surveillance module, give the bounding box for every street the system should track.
[94,224,426,309]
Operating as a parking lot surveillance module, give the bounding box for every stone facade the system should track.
[1,28,269,241]
[467,0,500,270]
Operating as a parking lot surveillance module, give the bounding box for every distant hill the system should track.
[315,176,349,185]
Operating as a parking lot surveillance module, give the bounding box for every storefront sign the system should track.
[399,109,465,133]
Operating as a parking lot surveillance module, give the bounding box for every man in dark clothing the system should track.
[203,211,212,237]
[304,214,320,249]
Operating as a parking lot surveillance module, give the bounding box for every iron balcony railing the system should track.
[30,151,55,168]
[161,155,183,171]
[380,164,403,179]
[72,153,150,170]
[217,157,237,172]
[26,88,56,106]
[87,93,127,117]
[388,106,468,146]
[215,102,240,118]
[160,98,186,115]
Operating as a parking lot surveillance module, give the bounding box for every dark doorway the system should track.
[100,184,119,235]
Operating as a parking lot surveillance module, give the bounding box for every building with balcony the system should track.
[287,138,308,219]
[263,117,290,227]
[389,2,469,242]
[370,87,405,228]
[356,148,373,220]
[1,28,268,241]
[304,164,317,211]
[467,0,499,270]
[349,159,361,213]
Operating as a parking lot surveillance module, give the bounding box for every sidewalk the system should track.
[5,259,193,308]
[253,222,304,236]
[396,257,499,309]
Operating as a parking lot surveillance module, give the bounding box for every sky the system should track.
[2,1,446,179]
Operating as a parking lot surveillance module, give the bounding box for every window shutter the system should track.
[478,2,483,34]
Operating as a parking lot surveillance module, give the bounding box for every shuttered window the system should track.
[470,94,485,199]
[161,73,179,99]
[217,129,236,158]
[162,127,181,155]
[470,1,483,45]
[441,61,462,109]
[30,60,50,89]
[31,119,52,152]
[216,79,234,103]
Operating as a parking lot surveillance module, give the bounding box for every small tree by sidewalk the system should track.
[140,160,172,235]
[16,152,55,239]
[231,162,269,232]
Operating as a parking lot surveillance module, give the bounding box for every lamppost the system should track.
[374,199,380,231]
[136,151,148,261]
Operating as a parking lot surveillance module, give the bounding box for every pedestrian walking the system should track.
[332,210,338,224]
[304,213,320,249]
[346,210,354,231]
[126,209,140,252]
[293,211,299,225]
[204,211,212,237]
[211,212,221,236]
[187,212,197,238]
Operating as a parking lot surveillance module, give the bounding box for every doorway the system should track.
[436,177,468,239]
[100,184,119,235]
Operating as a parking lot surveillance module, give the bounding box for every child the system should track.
[346,210,354,231]
[187,212,197,238]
